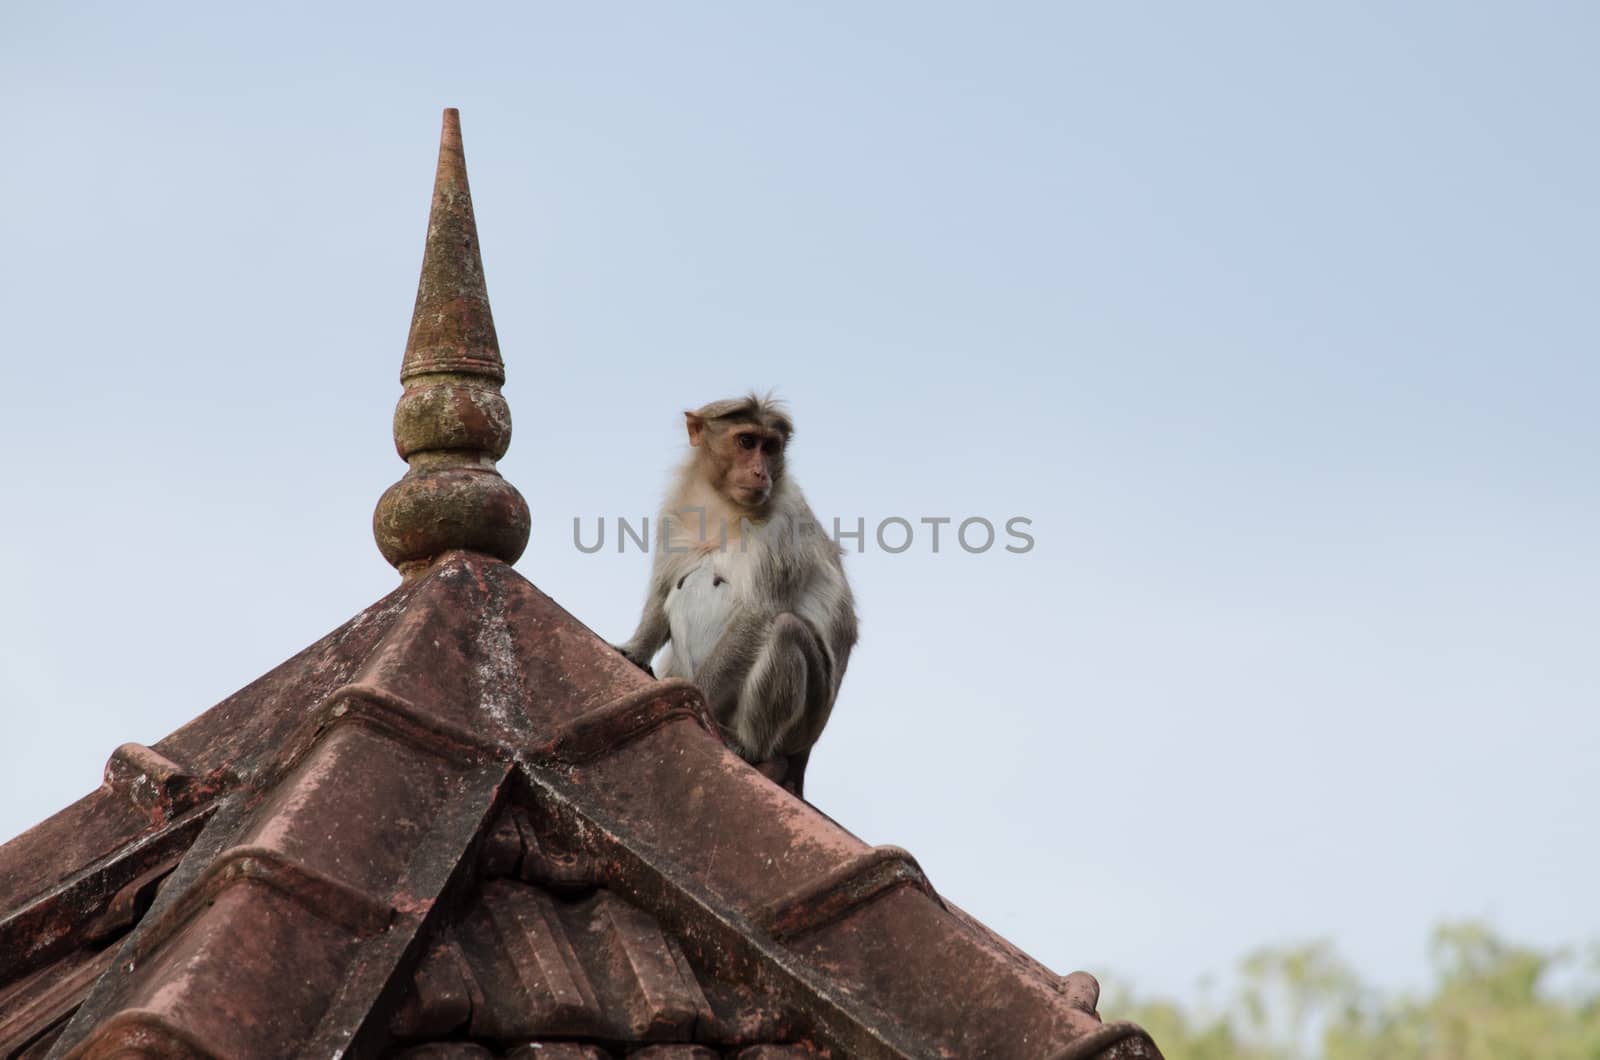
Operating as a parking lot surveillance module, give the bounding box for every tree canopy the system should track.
[1107,922,1600,1060]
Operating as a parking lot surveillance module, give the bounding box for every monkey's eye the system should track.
[762,439,780,455]
[737,434,759,450]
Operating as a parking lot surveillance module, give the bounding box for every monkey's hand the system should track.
[615,644,656,678]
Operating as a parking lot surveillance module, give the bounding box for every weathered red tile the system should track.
[68,878,357,1058]
[503,1045,611,1060]
[627,1046,720,1060]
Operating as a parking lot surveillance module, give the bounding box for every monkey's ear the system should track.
[684,411,705,447]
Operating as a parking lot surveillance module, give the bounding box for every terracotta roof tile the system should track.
[0,556,1158,1059]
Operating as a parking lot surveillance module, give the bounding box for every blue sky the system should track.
[1,2,1596,1004]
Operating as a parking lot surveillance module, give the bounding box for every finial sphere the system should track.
[374,108,530,576]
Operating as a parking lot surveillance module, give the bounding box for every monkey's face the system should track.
[685,406,792,513]
[716,424,785,510]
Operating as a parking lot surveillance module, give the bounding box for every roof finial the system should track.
[374,108,530,577]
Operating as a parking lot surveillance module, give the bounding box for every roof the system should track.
[0,110,1162,1060]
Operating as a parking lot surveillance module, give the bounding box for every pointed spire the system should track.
[401,108,505,385]
[374,109,530,577]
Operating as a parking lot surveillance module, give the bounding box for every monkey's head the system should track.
[685,394,794,512]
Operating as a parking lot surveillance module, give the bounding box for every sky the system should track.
[1,1,1596,1006]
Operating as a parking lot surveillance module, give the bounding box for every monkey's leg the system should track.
[783,747,812,799]
[733,613,830,766]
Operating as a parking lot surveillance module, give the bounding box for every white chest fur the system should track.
[661,545,759,678]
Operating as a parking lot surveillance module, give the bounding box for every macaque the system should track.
[617,395,857,797]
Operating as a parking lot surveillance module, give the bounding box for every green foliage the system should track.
[1105,922,1600,1060]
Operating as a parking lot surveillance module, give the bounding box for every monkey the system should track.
[616,394,857,797]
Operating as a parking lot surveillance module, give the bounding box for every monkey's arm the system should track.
[617,570,673,675]
[618,610,667,673]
